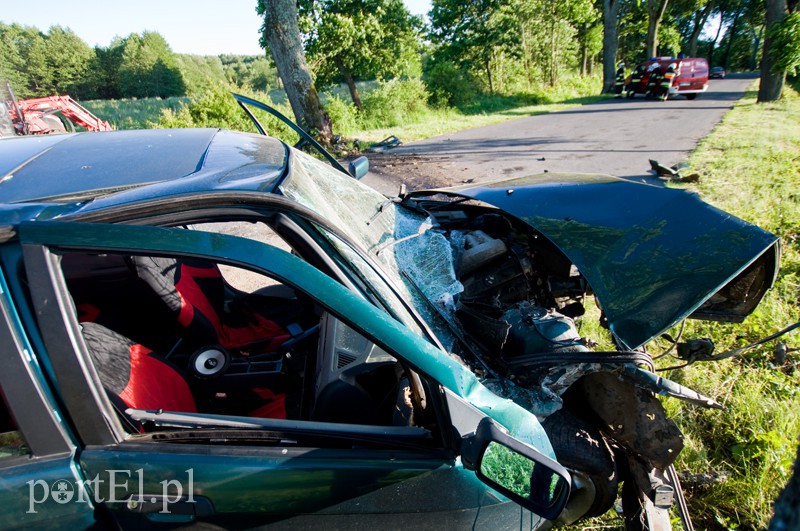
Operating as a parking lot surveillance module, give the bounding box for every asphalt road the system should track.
[362,74,755,195]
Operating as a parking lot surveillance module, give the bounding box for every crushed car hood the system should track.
[410,173,780,349]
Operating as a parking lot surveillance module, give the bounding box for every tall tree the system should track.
[758,0,789,101]
[513,0,597,86]
[84,41,125,99]
[646,0,671,57]
[44,26,93,95]
[430,0,518,94]
[671,0,714,57]
[257,0,333,144]
[0,23,50,98]
[0,23,33,96]
[744,1,767,70]
[721,2,745,67]
[602,0,622,92]
[303,0,421,108]
[118,32,185,98]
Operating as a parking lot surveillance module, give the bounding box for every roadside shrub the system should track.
[156,85,298,143]
[527,73,603,104]
[422,59,478,107]
[323,94,361,136]
[360,78,431,129]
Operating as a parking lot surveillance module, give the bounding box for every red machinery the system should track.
[2,83,112,136]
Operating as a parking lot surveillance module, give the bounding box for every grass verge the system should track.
[81,76,606,148]
[567,82,800,530]
[660,82,800,530]
[345,76,606,145]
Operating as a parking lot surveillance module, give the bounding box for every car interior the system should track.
[59,247,423,435]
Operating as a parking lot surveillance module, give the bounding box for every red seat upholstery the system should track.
[81,322,196,413]
[133,256,293,352]
[81,322,287,421]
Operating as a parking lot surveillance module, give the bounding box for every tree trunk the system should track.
[258,0,332,144]
[602,0,621,93]
[518,19,534,89]
[758,0,788,102]
[343,70,362,109]
[580,23,589,76]
[722,8,742,68]
[485,59,494,94]
[688,2,713,57]
[708,7,725,66]
[750,26,763,70]
[550,17,558,85]
[646,0,670,58]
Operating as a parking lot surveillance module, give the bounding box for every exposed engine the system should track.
[427,207,686,524]
[431,210,588,360]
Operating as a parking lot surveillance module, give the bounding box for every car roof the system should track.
[0,129,287,206]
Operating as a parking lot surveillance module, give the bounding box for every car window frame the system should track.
[0,258,99,527]
[64,191,447,351]
[0,263,75,461]
[20,219,556,455]
[19,220,450,450]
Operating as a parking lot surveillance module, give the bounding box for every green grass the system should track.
[345,75,605,145]
[78,75,605,146]
[658,82,800,530]
[81,97,190,130]
[565,81,800,530]
[645,83,800,529]
[343,99,605,145]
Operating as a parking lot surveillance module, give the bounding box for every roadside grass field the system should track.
[573,83,800,530]
[662,82,800,529]
[81,97,189,130]
[342,76,606,145]
[80,75,605,147]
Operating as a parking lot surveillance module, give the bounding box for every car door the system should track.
[19,220,561,529]
[0,255,97,527]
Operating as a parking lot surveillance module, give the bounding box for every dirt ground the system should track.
[359,151,465,191]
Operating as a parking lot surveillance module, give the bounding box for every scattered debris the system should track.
[367,135,403,153]
[331,135,361,156]
[649,159,701,183]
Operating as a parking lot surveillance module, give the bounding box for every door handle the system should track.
[125,494,214,522]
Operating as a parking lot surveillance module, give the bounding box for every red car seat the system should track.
[81,322,288,423]
[81,321,197,413]
[133,256,303,352]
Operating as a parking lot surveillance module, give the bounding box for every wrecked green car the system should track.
[0,101,777,529]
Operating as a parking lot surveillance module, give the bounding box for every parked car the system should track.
[626,56,710,99]
[0,96,778,529]
[710,66,727,79]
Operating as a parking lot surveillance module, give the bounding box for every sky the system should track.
[0,0,432,56]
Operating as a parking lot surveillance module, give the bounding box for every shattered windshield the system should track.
[280,149,460,348]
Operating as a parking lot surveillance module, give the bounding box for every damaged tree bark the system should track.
[257,0,333,145]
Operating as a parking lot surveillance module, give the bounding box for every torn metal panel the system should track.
[409,173,779,349]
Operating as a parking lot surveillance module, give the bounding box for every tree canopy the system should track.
[3,0,799,108]
[0,22,277,101]
[301,0,422,107]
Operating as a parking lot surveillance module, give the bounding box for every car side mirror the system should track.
[348,156,369,180]
[461,417,571,520]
